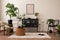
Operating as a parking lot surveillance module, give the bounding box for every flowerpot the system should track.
[8,20,12,24]
[8,20,13,27]
[16,28,25,36]
[49,30,52,33]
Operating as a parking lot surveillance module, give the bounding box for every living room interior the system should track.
[0,0,60,40]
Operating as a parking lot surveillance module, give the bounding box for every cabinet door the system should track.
[22,19,38,27]
[30,19,38,27]
[22,19,31,27]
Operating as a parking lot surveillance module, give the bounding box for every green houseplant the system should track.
[47,19,55,33]
[6,3,18,20]
[6,3,18,27]
[57,25,60,34]
[47,19,55,24]
[34,13,39,18]
[35,13,39,16]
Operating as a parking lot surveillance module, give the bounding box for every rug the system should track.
[8,33,51,38]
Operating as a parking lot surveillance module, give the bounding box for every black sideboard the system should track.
[22,19,38,32]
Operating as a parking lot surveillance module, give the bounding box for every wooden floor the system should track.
[0,32,60,40]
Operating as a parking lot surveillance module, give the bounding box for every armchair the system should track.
[0,21,13,35]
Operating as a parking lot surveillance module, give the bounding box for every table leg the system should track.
[4,27,5,35]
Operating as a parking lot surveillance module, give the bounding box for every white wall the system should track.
[0,1,1,19]
[0,0,60,31]
[0,0,2,20]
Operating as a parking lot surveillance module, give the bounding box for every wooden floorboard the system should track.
[0,32,60,40]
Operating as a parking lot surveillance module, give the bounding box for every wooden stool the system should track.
[0,27,6,35]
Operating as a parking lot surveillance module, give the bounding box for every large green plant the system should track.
[6,3,18,20]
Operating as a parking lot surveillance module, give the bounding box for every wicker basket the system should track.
[16,28,25,36]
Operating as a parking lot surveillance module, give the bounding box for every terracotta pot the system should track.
[16,28,25,36]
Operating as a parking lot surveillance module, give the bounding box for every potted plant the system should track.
[57,25,60,34]
[47,19,55,33]
[35,12,39,18]
[6,3,18,27]
[47,19,55,24]
[17,15,22,20]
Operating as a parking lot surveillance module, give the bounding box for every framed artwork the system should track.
[26,4,34,15]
